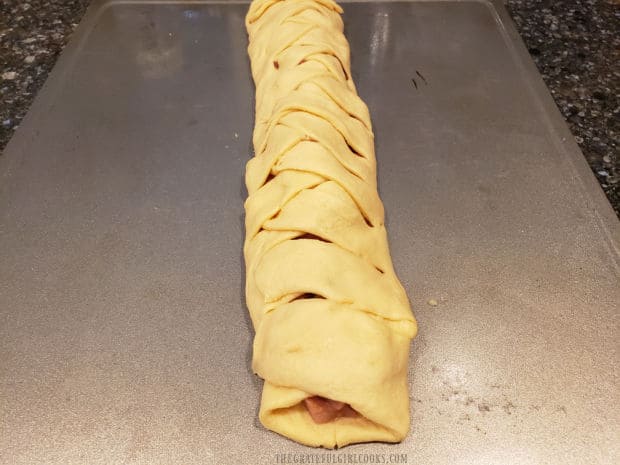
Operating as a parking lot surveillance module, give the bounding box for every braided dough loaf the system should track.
[244,0,418,448]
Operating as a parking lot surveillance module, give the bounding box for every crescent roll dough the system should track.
[244,0,418,448]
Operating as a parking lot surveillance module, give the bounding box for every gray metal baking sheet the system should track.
[1,1,618,464]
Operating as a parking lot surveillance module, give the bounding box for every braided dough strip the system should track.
[244,0,418,448]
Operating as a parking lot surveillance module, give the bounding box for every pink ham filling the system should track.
[303,396,358,424]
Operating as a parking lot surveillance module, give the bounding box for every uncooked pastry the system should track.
[244,0,418,448]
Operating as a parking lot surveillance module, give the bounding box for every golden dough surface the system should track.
[244,0,418,448]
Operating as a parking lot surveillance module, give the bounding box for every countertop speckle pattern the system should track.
[507,0,619,216]
[0,1,90,136]
[1,0,619,216]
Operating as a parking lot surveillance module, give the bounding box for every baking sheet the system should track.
[1,1,618,464]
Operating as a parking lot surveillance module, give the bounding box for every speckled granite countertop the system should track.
[1,0,618,216]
